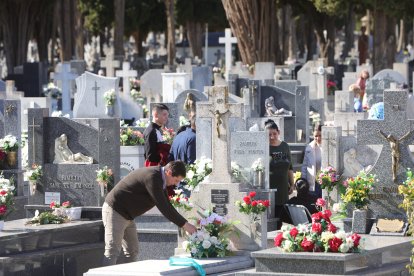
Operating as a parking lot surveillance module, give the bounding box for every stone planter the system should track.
[120,146,145,179]
[352,209,368,234]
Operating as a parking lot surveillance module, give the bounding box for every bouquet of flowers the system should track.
[327,80,338,95]
[235,191,270,221]
[130,89,144,104]
[103,89,116,106]
[169,189,193,211]
[318,166,339,192]
[274,210,364,253]
[129,78,140,90]
[0,135,19,152]
[49,201,72,209]
[26,164,42,181]
[0,177,14,220]
[135,119,150,128]
[162,127,175,145]
[43,82,62,99]
[183,211,233,258]
[342,171,375,209]
[96,166,114,189]
[120,127,145,146]
[184,157,212,190]
[26,210,68,225]
[251,158,264,172]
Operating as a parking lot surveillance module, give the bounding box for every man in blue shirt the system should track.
[168,117,196,164]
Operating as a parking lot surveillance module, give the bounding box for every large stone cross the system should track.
[197,86,244,184]
[115,61,137,96]
[101,54,120,77]
[53,62,78,114]
[311,59,334,99]
[219,28,237,81]
[357,89,414,217]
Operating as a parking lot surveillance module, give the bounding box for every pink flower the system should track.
[61,201,71,208]
[311,212,323,222]
[0,204,6,214]
[274,232,284,246]
[0,190,7,196]
[49,202,56,209]
[316,198,326,207]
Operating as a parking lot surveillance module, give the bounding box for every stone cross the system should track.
[357,89,414,217]
[53,62,78,114]
[92,81,100,107]
[219,28,237,80]
[101,54,120,77]
[197,86,244,183]
[28,117,41,164]
[311,59,334,99]
[115,61,137,96]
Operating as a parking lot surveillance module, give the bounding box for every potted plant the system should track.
[0,135,20,167]
[341,171,376,234]
[251,158,265,188]
[103,89,116,116]
[96,166,114,197]
[317,166,340,209]
[25,164,42,196]
[50,200,82,221]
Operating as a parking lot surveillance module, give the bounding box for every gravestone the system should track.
[100,53,120,77]
[116,62,142,121]
[0,80,23,99]
[357,89,413,218]
[20,97,50,131]
[321,126,341,170]
[0,80,5,91]
[174,89,207,118]
[335,91,354,113]
[393,63,409,84]
[254,62,275,84]
[53,62,78,115]
[149,102,179,131]
[27,115,120,207]
[161,73,191,102]
[116,61,137,96]
[334,112,366,136]
[140,69,165,104]
[7,62,48,97]
[73,72,121,118]
[342,72,358,92]
[311,61,334,100]
[218,28,237,80]
[192,66,212,93]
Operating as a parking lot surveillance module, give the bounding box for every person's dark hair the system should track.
[295,178,309,198]
[314,124,322,132]
[165,161,187,177]
[152,103,169,113]
[264,119,279,131]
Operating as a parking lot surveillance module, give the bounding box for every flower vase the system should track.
[252,171,264,189]
[100,184,106,197]
[105,105,114,116]
[249,214,260,240]
[352,209,368,234]
[29,180,37,196]
[6,151,17,168]
[0,220,4,231]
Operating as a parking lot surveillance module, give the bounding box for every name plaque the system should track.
[211,189,229,204]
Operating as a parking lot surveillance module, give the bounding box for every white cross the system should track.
[53,62,78,114]
[197,86,244,184]
[219,28,237,80]
[101,54,120,77]
[115,62,137,96]
[311,60,334,99]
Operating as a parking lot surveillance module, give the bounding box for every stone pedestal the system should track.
[120,145,145,179]
[352,209,368,234]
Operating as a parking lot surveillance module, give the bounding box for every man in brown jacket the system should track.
[102,161,197,265]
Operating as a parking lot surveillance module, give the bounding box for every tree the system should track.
[0,0,50,74]
[221,0,279,65]
[114,0,125,57]
[164,0,175,66]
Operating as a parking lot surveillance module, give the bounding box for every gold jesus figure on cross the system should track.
[379,129,414,182]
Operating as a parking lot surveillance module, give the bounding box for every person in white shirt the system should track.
[301,125,322,201]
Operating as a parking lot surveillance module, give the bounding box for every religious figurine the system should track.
[379,129,413,182]
[210,109,229,138]
[183,93,196,116]
[53,134,94,164]
[264,96,292,116]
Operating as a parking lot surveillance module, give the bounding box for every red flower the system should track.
[328,237,343,252]
[0,190,7,196]
[351,233,361,247]
[49,202,56,209]
[311,222,322,234]
[176,197,180,202]
[263,200,270,207]
[323,209,332,218]
[249,191,256,198]
[0,150,6,161]
[274,232,284,246]
[251,201,258,207]
[61,201,71,208]
[289,227,298,238]
[327,223,337,233]
[316,198,326,207]
[311,212,323,222]
[301,237,314,252]
[0,204,6,214]
[243,196,251,205]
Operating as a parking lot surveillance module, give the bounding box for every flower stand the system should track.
[352,209,368,234]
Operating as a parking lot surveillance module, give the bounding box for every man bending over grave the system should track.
[53,134,93,164]
[264,96,292,116]
[143,104,170,167]
[102,161,197,266]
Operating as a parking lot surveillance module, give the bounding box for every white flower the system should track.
[190,247,197,254]
[321,232,334,243]
[335,230,346,240]
[210,236,218,244]
[345,236,354,248]
[203,233,211,241]
[339,243,350,253]
[182,241,189,249]
[282,240,293,252]
[202,240,211,249]
[332,203,341,213]
[187,170,195,180]
[34,210,39,218]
